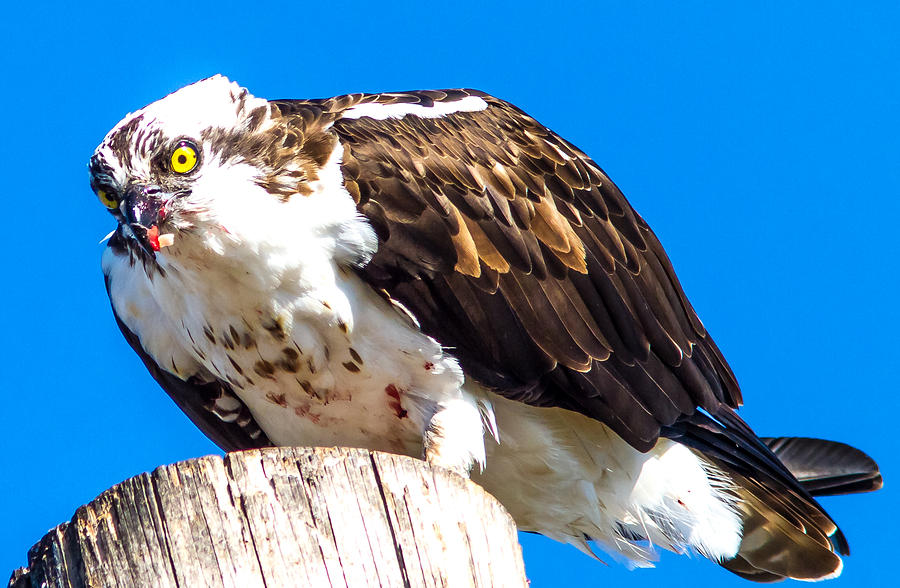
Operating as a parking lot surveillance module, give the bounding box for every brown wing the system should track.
[320,89,741,451]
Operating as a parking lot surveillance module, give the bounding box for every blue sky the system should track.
[1,1,897,585]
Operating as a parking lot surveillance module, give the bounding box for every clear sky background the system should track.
[1,1,897,586]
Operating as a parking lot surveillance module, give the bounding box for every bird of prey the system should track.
[91,75,881,581]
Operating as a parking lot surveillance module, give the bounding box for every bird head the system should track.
[89,75,372,271]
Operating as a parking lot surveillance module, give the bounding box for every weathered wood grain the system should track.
[8,447,527,588]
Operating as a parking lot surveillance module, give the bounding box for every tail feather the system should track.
[665,411,883,582]
[723,554,791,583]
[762,437,883,496]
[719,436,882,582]
[721,470,844,581]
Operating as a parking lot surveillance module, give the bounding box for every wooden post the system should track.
[8,447,527,588]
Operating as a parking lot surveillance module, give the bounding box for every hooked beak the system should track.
[120,184,170,254]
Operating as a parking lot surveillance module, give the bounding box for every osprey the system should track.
[91,76,881,581]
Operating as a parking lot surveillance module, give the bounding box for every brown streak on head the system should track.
[107,115,145,163]
[245,106,268,132]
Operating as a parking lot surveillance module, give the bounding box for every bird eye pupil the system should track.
[178,155,187,164]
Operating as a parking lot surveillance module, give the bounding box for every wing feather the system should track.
[315,89,747,450]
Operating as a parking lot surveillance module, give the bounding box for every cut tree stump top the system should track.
[8,447,527,588]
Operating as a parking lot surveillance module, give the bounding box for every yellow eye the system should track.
[97,188,119,210]
[170,141,199,174]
